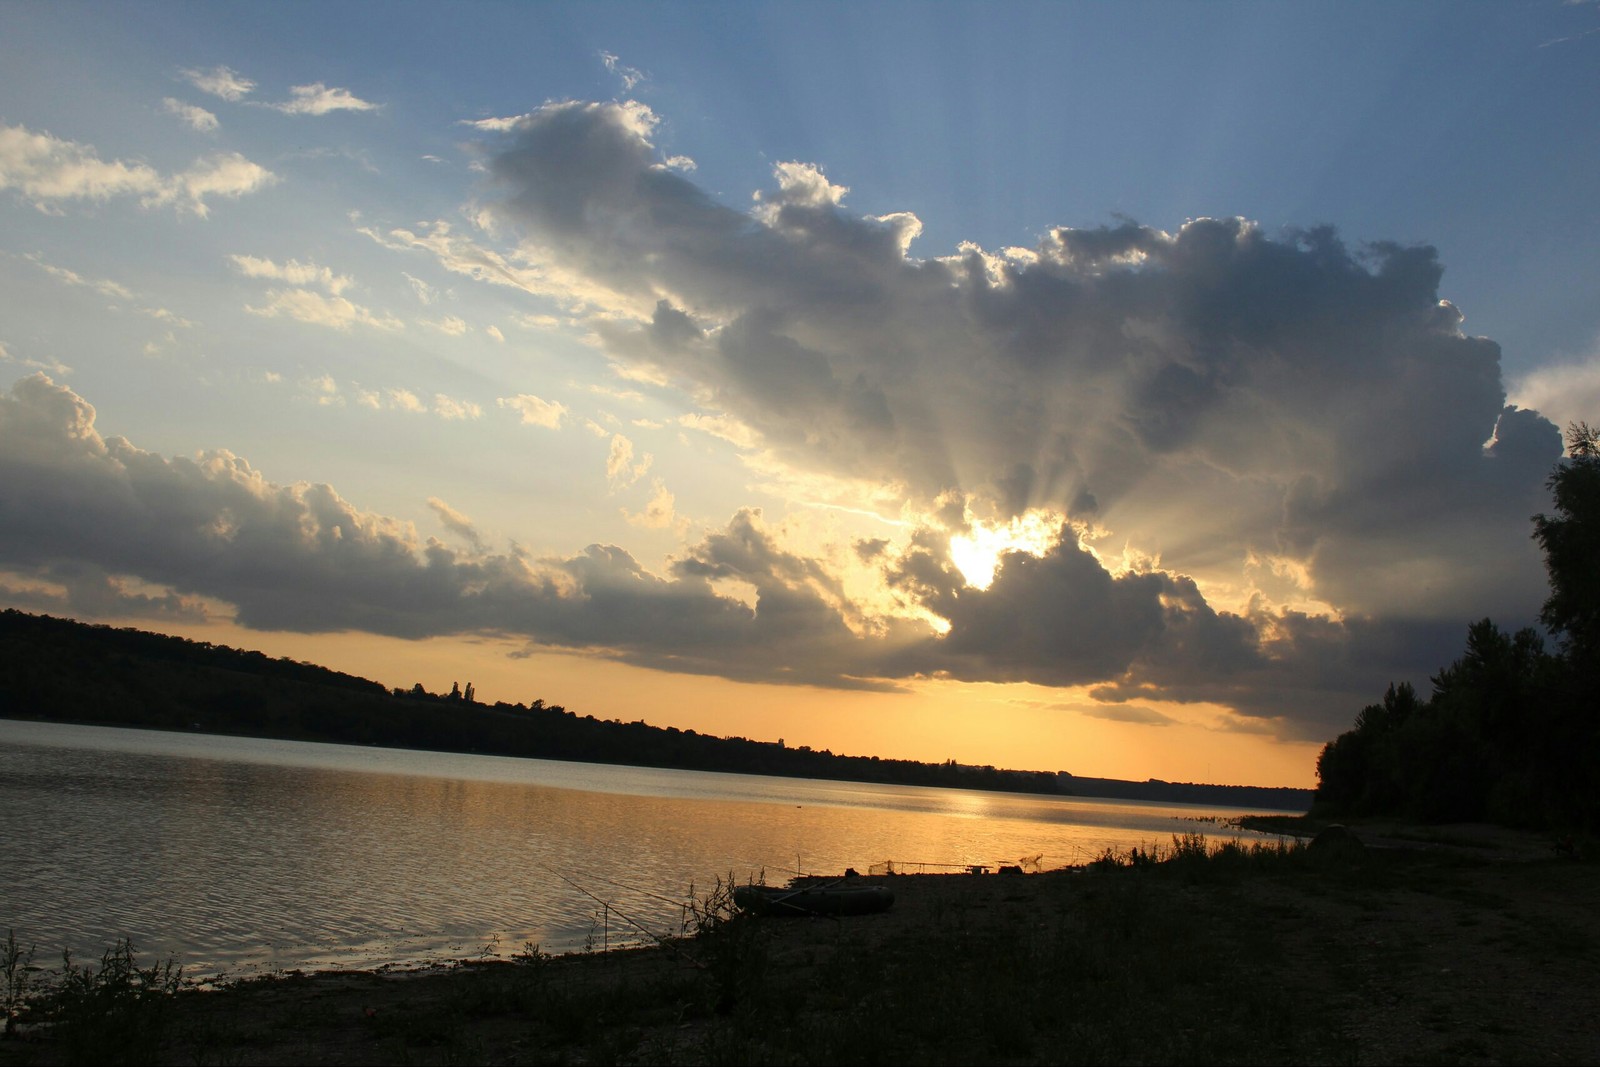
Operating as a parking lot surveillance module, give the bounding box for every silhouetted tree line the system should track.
[1315,423,1600,830]
[0,609,1085,797]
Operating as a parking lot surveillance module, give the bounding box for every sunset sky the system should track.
[2,1,1596,788]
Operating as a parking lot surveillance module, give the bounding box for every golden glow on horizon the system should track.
[147,618,1319,789]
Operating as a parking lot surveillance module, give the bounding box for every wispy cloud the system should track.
[0,123,275,216]
[23,253,192,328]
[624,478,678,529]
[605,433,652,489]
[245,289,402,332]
[600,51,645,92]
[271,83,380,115]
[162,98,219,133]
[27,256,133,301]
[427,497,483,549]
[180,65,255,101]
[422,315,469,336]
[228,254,352,295]
[0,340,70,377]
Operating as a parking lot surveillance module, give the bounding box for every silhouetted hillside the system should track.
[0,609,1309,808]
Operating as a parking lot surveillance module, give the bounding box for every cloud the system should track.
[245,289,403,332]
[180,65,255,101]
[605,433,652,489]
[3,96,1580,741]
[359,217,641,316]
[423,315,469,336]
[1509,354,1600,437]
[402,272,437,304]
[385,388,426,413]
[471,100,1563,637]
[0,375,902,689]
[624,479,678,529]
[0,123,275,216]
[0,561,209,625]
[0,341,71,377]
[498,393,567,429]
[485,325,505,343]
[0,374,1512,725]
[301,374,344,407]
[228,254,353,295]
[271,83,379,116]
[27,256,133,301]
[432,394,482,420]
[162,98,219,133]
[23,253,193,328]
[599,52,645,92]
[426,497,483,549]
[345,384,481,420]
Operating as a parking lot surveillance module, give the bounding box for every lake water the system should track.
[0,719,1285,981]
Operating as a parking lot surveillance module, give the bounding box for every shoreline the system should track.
[5,824,1595,1065]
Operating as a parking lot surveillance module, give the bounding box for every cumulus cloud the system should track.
[624,479,678,529]
[271,83,379,115]
[386,388,426,413]
[498,393,567,428]
[468,100,1563,634]
[162,98,219,133]
[0,375,904,688]
[5,96,1578,740]
[181,65,255,101]
[605,433,652,489]
[0,123,275,216]
[1509,355,1600,438]
[432,394,482,420]
[344,385,481,420]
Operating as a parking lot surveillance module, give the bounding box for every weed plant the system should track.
[18,940,184,1066]
[2,932,37,1039]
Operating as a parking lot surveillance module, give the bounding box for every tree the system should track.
[1532,422,1600,672]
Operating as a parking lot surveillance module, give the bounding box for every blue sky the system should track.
[2,1,1596,786]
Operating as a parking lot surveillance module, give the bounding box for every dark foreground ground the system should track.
[3,821,1597,1066]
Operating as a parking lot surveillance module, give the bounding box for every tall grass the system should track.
[1,938,184,1065]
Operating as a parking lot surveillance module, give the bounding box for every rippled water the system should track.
[0,719,1276,980]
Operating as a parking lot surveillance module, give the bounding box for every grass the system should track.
[2,832,1596,1064]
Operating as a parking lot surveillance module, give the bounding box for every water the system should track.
[0,719,1279,981]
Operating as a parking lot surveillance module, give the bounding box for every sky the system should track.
[2,1,1596,788]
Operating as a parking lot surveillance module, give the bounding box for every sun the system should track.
[947,509,1066,589]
